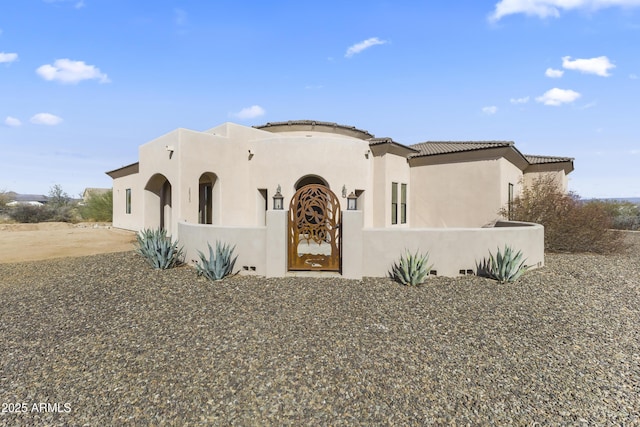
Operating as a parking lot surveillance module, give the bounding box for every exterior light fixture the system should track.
[273,185,284,210]
[347,191,357,210]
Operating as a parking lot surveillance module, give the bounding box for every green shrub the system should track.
[195,241,238,281]
[135,228,184,269]
[503,176,624,253]
[477,245,529,283]
[8,204,55,223]
[389,250,432,286]
[80,189,113,222]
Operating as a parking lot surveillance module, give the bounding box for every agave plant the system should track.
[476,245,529,283]
[135,227,184,269]
[389,250,432,286]
[195,241,238,281]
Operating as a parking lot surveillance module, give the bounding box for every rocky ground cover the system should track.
[0,233,638,425]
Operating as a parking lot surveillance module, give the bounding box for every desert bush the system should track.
[389,250,432,286]
[135,228,184,269]
[195,241,238,281]
[49,205,81,223]
[7,204,55,223]
[477,245,529,283]
[586,200,640,231]
[80,189,113,222]
[502,176,624,253]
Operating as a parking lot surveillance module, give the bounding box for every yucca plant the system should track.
[389,250,432,286]
[195,241,238,281]
[135,227,184,269]
[476,245,529,283]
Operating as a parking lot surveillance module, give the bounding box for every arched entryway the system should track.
[288,183,341,272]
[198,172,219,224]
[144,174,172,231]
[294,174,329,190]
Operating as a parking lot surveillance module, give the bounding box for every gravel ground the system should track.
[0,233,639,426]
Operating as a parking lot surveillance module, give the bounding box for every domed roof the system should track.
[254,120,374,140]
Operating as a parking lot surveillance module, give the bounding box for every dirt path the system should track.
[0,222,137,263]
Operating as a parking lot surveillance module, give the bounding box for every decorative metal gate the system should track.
[288,184,341,271]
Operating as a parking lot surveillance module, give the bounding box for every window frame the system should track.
[125,188,132,214]
[391,182,398,225]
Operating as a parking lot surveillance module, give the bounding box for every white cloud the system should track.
[0,52,18,63]
[30,113,63,125]
[580,101,597,109]
[510,96,530,104]
[489,0,640,22]
[36,59,110,84]
[562,56,615,77]
[231,105,265,120]
[345,37,388,58]
[630,73,638,79]
[535,88,581,106]
[4,116,22,127]
[482,106,498,115]
[545,67,564,78]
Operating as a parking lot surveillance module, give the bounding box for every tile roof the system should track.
[368,137,419,152]
[409,141,514,157]
[524,154,574,164]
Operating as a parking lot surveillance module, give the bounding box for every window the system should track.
[391,182,398,225]
[508,183,514,220]
[401,183,407,224]
[125,188,132,214]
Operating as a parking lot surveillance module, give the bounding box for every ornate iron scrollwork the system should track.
[288,184,341,271]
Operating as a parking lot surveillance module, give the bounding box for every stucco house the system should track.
[107,120,573,279]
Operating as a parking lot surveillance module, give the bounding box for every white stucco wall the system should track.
[523,170,569,193]
[410,159,502,227]
[362,221,544,278]
[133,123,376,232]
[112,172,143,231]
[372,152,411,227]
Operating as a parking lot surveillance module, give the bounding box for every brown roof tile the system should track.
[524,154,574,164]
[409,141,514,157]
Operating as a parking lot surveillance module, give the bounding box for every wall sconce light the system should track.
[342,185,347,198]
[347,191,357,210]
[365,149,370,159]
[248,149,254,160]
[273,184,283,210]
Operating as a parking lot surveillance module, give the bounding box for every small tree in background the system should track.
[48,184,71,208]
[46,184,79,222]
[80,189,113,222]
[502,175,624,254]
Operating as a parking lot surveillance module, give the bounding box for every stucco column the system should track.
[341,210,364,280]
[266,210,287,278]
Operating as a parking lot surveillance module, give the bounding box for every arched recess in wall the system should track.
[294,174,329,191]
[144,173,172,231]
[198,172,220,225]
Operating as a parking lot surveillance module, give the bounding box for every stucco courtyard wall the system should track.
[178,215,543,279]
[362,221,544,278]
[178,222,267,276]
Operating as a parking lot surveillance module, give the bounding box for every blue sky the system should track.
[1,0,639,198]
